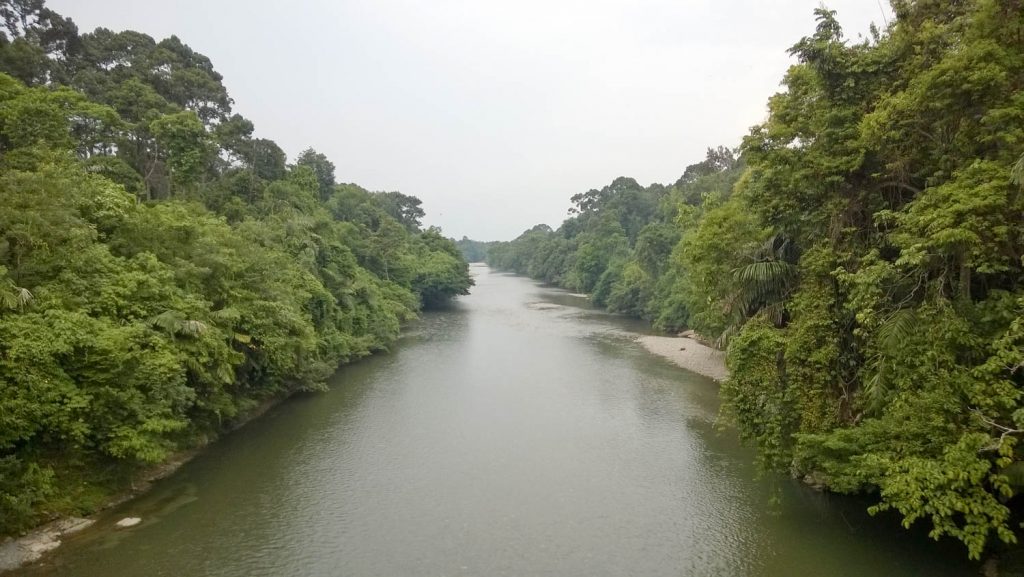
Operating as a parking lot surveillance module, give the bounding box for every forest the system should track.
[488,0,1024,561]
[455,237,498,263]
[0,0,472,534]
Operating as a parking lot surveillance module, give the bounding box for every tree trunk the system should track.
[959,258,972,303]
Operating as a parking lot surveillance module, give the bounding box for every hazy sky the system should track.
[51,0,890,240]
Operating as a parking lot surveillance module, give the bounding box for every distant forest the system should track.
[0,0,471,533]
[485,0,1024,560]
[456,238,499,263]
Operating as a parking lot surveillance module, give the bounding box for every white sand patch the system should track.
[637,335,729,382]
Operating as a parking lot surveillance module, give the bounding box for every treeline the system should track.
[455,237,499,263]
[488,147,742,333]
[489,0,1024,560]
[0,1,471,533]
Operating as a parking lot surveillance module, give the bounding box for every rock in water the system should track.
[115,517,141,528]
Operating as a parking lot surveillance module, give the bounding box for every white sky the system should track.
[51,0,891,240]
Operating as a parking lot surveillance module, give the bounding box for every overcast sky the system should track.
[52,0,890,241]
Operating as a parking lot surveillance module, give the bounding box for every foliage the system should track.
[488,148,744,326]
[0,0,471,534]
[455,237,497,262]
[487,0,1024,560]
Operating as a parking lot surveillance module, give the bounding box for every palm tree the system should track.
[718,233,798,346]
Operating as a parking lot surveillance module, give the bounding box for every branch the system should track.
[971,408,1024,452]
[877,180,923,196]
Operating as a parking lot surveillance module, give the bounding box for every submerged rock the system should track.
[115,517,142,528]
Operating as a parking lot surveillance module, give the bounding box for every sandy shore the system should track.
[637,335,729,382]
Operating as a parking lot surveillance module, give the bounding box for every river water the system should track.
[24,265,973,576]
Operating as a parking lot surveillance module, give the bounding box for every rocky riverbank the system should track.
[0,518,94,573]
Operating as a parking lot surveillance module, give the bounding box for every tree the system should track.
[295,147,336,201]
[0,0,79,84]
[149,110,213,196]
[0,11,471,535]
[374,190,425,231]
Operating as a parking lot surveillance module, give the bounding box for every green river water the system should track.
[23,265,974,576]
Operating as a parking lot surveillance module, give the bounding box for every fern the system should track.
[151,310,207,337]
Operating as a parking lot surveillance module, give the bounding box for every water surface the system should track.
[25,265,973,576]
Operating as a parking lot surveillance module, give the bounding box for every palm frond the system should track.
[15,287,32,307]
[179,319,208,337]
[211,307,240,323]
[735,260,796,294]
[877,308,917,353]
[732,261,797,319]
[151,310,183,333]
[151,310,207,337]
[862,309,917,415]
[862,357,891,415]
[0,284,33,311]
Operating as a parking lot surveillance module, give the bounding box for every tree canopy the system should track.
[0,0,471,534]
[488,0,1024,561]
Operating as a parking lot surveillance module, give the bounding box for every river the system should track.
[23,265,973,576]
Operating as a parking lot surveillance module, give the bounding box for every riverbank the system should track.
[636,334,729,382]
[553,286,729,381]
[0,518,95,573]
[0,393,286,575]
[11,270,980,577]
[1,297,443,576]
